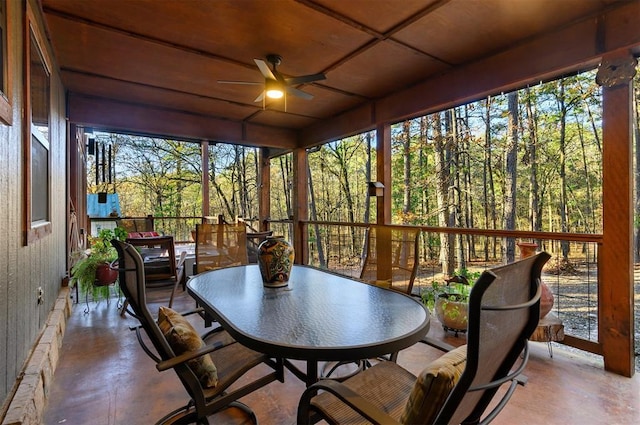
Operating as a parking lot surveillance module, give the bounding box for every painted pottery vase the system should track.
[517,242,554,319]
[95,262,118,286]
[257,236,295,288]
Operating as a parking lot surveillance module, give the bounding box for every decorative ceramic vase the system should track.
[257,236,294,288]
[517,242,554,319]
[95,263,118,286]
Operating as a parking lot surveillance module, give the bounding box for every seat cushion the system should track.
[157,306,218,388]
[400,344,467,424]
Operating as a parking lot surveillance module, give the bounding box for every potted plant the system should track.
[70,227,127,301]
[421,268,480,336]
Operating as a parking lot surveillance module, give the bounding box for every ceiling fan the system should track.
[218,54,326,105]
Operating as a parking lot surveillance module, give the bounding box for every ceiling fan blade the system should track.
[254,92,265,102]
[254,59,276,80]
[218,80,262,85]
[286,86,314,100]
[285,73,326,85]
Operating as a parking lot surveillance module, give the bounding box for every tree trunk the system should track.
[307,161,326,267]
[503,91,518,263]
[525,88,541,236]
[402,120,412,222]
[434,112,454,276]
[558,79,570,260]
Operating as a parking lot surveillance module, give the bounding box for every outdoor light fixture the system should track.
[265,79,284,99]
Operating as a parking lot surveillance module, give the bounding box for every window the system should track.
[24,6,51,244]
[0,0,12,125]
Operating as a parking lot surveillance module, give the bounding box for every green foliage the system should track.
[70,227,127,301]
[420,268,480,310]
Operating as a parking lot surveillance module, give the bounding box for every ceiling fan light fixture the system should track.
[265,79,284,99]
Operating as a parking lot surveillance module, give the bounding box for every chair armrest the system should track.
[156,340,225,372]
[420,336,457,352]
[297,379,400,425]
[179,307,206,317]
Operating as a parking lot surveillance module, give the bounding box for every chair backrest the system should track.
[125,235,177,281]
[118,217,155,238]
[246,230,273,263]
[111,239,217,414]
[195,222,248,273]
[111,239,176,360]
[434,251,550,424]
[359,226,420,294]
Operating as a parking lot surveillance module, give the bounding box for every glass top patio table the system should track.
[187,264,430,386]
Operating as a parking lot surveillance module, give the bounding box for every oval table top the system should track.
[187,264,430,362]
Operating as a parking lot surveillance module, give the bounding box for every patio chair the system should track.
[124,235,186,308]
[359,226,421,295]
[320,226,421,379]
[246,230,273,263]
[112,239,284,424]
[194,221,248,274]
[118,216,156,238]
[299,251,550,425]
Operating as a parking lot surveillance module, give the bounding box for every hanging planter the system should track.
[95,262,118,286]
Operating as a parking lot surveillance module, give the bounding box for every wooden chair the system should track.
[112,239,284,424]
[359,226,421,295]
[194,222,248,274]
[118,216,156,238]
[298,252,551,425]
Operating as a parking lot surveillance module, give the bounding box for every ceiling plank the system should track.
[300,1,640,146]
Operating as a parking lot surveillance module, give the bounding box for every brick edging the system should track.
[1,288,72,425]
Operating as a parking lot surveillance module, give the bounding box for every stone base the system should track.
[2,288,72,425]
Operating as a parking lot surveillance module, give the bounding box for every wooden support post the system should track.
[598,53,636,377]
[292,148,309,265]
[375,123,392,281]
[259,147,271,232]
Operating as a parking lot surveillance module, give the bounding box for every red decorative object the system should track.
[95,263,118,286]
[517,242,554,319]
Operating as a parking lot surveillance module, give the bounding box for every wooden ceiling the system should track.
[40,0,640,151]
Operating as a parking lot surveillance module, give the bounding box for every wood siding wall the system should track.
[0,0,67,408]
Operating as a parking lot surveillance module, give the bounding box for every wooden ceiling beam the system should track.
[68,93,298,149]
[299,1,640,147]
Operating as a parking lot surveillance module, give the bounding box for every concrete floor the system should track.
[43,285,640,425]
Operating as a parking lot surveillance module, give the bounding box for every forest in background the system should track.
[87,67,640,263]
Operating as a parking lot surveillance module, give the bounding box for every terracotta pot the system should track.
[257,236,294,288]
[95,263,118,286]
[517,241,554,319]
[539,282,554,319]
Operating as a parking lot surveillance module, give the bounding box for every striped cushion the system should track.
[400,345,467,424]
[157,306,218,388]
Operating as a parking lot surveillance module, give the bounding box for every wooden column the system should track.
[259,148,271,232]
[598,53,636,377]
[201,141,210,219]
[292,147,309,265]
[376,123,392,280]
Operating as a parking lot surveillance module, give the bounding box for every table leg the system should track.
[283,359,319,387]
[306,361,318,387]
